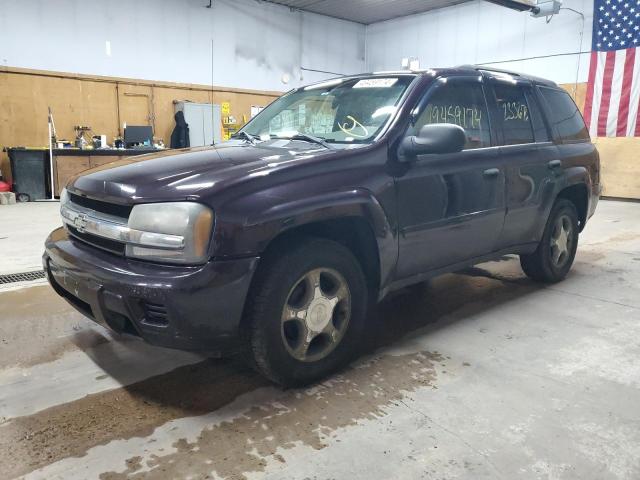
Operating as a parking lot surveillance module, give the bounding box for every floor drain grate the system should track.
[0,270,46,285]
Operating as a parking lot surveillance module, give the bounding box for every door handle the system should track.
[548,160,562,170]
[483,168,500,178]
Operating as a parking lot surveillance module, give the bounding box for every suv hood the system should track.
[69,140,344,204]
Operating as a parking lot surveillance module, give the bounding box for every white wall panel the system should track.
[0,0,366,91]
[0,0,591,89]
[366,0,593,84]
[301,13,366,75]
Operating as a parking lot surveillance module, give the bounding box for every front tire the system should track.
[244,237,368,386]
[520,199,579,283]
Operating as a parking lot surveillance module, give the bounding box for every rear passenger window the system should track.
[492,83,535,145]
[413,82,491,150]
[539,87,589,142]
[525,89,550,142]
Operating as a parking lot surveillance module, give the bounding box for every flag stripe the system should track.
[590,52,607,138]
[597,51,616,137]
[583,51,598,133]
[606,49,626,137]
[629,48,640,136]
[636,83,640,137]
[616,48,636,136]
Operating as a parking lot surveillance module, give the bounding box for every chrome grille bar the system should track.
[61,203,185,250]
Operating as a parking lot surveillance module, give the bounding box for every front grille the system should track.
[68,225,126,255]
[142,301,169,327]
[69,193,132,219]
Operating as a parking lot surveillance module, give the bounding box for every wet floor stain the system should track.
[0,285,101,369]
[0,349,443,480]
[584,231,639,248]
[99,350,442,480]
[0,358,265,478]
[576,249,607,263]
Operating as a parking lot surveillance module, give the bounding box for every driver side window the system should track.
[413,81,491,150]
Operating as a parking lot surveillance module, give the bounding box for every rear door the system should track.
[487,76,560,248]
[395,75,506,278]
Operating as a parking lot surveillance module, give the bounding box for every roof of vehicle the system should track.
[453,65,559,87]
[322,66,558,88]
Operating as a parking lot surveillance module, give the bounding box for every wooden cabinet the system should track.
[55,155,90,195]
[88,155,123,168]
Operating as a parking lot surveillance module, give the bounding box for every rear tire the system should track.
[244,237,368,387]
[520,199,579,283]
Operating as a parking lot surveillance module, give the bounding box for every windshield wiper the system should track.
[231,131,260,144]
[272,133,334,150]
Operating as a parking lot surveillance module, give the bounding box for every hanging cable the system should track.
[559,7,586,99]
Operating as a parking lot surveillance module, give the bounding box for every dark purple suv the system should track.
[44,67,600,385]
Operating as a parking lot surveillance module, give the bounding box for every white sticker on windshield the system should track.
[353,78,398,88]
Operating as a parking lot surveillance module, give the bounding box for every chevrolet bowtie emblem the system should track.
[73,213,88,233]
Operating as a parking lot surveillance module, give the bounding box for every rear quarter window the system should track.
[538,87,589,142]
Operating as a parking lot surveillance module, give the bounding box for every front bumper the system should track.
[44,227,258,352]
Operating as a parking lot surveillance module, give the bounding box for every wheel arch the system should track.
[258,216,382,296]
[535,166,591,239]
[556,183,589,232]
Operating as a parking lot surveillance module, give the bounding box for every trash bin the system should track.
[6,148,50,202]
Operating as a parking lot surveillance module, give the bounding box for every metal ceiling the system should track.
[263,0,472,25]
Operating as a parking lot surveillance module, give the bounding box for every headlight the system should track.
[59,188,72,226]
[126,202,214,265]
[59,188,69,209]
[60,192,214,265]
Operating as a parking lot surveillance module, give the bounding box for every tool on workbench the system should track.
[74,126,92,149]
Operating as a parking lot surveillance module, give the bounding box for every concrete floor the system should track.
[0,199,639,479]
[0,202,62,276]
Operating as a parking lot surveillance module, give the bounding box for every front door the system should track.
[395,76,506,278]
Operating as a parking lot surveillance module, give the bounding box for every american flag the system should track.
[584,0,640,137]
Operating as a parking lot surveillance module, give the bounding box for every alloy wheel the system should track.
[550,214,574,268]
[280,268,351,363]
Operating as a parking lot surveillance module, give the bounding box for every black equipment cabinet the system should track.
[6,148,51,202]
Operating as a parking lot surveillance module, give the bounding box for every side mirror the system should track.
[399,123,467,161]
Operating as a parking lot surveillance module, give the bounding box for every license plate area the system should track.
[48,261,95,319]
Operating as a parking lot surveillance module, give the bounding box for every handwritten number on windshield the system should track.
[338,115,370,138]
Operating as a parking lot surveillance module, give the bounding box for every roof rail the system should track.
[457,64,522,76]
[455,64,557,87]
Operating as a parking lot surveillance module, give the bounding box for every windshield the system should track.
[241,76,415,143]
